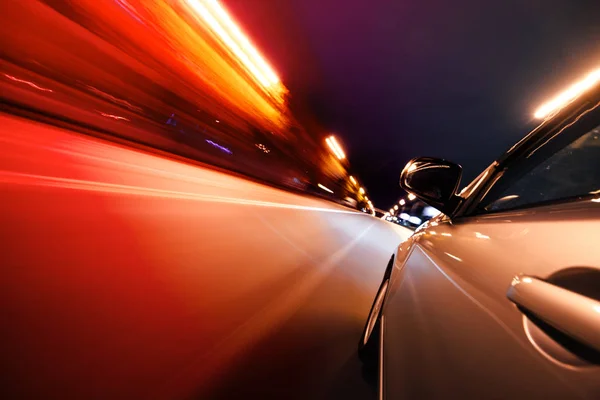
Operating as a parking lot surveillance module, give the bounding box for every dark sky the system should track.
[225,0,600,208]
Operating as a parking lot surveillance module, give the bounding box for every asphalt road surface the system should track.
[1,114,411,400]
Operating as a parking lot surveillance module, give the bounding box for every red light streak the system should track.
[99,112,130,121]
[4,74,53,92]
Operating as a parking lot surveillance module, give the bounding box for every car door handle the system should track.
[507,275,600,352]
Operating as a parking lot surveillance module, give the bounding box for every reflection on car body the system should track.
[359,73,600,399]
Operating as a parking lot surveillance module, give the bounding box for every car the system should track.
[359,72,600,399]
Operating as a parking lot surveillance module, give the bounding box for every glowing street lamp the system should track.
[349,176,357,185]
[408,193,416,201]
[534,68,600,119]
[389,208,394,214]
[359,187,365,195]
[394,205,399,210]
[185,0,280,88]
[326,135,346,160]
[399,199,406,206]
[317,183,333,194]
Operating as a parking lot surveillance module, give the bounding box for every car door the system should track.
[382,101,600,399]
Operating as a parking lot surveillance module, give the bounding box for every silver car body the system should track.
[378,84,600,399]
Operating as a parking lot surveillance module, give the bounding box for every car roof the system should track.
[497,81,600,168]
[454,80,600,216]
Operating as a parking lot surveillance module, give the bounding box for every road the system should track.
[0,114,411,400]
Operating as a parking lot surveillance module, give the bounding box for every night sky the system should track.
[226,0,600,208]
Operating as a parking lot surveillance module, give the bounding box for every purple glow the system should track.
[206,140,233,154]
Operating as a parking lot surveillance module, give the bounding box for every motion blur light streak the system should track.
[318,183,334,194]
[444,252,463,262]
[0,169,360,214]
[202,0,280,86]
[85,86,142,113]
[349,176,357,185]
[325,136,344,160]
[255,143,270,153]
[534,68,600,119]
[184,0,278,90]
[326,135,346,160]
[99,112,130,121]
[116,0,287,129]
[325,137,336,156]
[4,73,53,92]
[329,136,345,158]
[206,139,233,154]
[115,0,145,24]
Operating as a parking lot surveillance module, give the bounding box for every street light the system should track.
[359,187,365,195]
[399,199,406,206]
[349,176,357,185]
[325,135,346,160]
[185,0,280,88]
[534,68,600,119]
[389,208,394,214]
[317,183,333,194]
[408,193,416,201]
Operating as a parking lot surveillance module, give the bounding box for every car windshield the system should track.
[478,104,600,212]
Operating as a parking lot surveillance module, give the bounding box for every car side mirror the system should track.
[400,157,463,216]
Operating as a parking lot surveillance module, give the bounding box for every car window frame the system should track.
[454,93,600,219]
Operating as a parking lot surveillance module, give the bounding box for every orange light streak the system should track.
[534,68,600,119]
[202,0,279,85]
[185,0,280,89]
[329,136,346,159]
[4,73,53,92]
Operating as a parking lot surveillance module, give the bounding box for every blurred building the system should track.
[1,0,343,200]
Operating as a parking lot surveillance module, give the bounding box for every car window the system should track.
[478,106,600,212]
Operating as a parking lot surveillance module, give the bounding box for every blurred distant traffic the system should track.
[1,0,374,212]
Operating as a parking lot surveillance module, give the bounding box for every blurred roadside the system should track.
[0,0,358,207]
